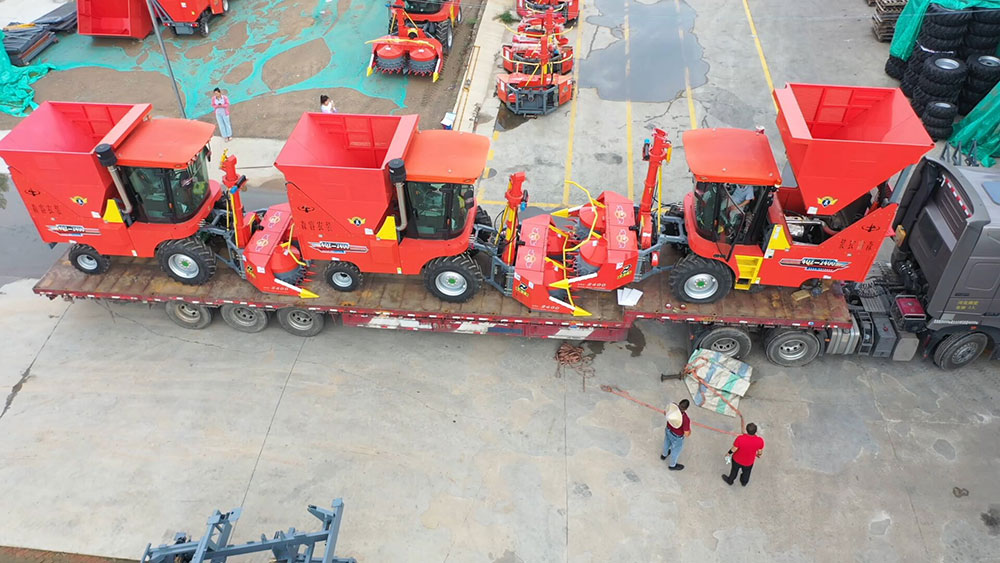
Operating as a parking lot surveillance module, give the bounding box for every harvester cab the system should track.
[497,8,575,116]
[516,0,580,26]
[369,3,445,81]
[274,113,490,303]
[671,83,935,304]
[387,0,462,54]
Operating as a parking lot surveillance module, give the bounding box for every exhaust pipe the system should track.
[95,143,133,214]
[388,158,408,232]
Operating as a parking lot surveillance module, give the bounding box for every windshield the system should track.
[405,181,475,240]
[168,148,211,220]
[122,147,211,223]
[403,1,444,14]
[694,182,753,244]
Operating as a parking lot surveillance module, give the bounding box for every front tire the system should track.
[157,237,217,285]
[436,19,454,54]
[324,261,363,292]
[165,301,213,330]
[220,304,269,333]
[669,254,733,304]
[933,332,988,370]
[424,253,482,303]
[69,244,111,275]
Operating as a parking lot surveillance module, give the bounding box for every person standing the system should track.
[320,94,336,114]
[211,87,232,141]
[661,399,691,471]
[723,422,765,486]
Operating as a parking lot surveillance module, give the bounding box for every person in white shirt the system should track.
[320,94,336,114]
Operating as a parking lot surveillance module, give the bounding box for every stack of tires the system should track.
[959,54,1000,114]
[914,55,967,139]
[960,7,1000,61]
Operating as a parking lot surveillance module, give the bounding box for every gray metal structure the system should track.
[140,499,355,563]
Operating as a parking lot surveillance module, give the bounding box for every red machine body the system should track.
[0,102,219,259]
[501,13,574,75]
[77,0,227,38]
[387,0,463,54]
[496,9,575,116]
[516,0,580,25]
[369,5,445,82]
[273,113,490,276]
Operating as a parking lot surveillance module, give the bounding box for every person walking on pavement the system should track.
[723,422,765,486]
[211,87,233,141]
[661,399,691,471]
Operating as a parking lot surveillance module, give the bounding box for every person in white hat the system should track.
[661,399,691,470]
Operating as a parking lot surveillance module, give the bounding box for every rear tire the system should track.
[695,326,752,360]
[424,254,482,303]
[220,304,269,333]
[436,19,453,54]
[165,301,213,330]
[199,13,210,36]
[933,332,988,370]
[324,261,363,292]
[669,254,733,304]
[276,307,325,337]
[157,237,217,285]
[69,244,111,275]
[764,329,821,367]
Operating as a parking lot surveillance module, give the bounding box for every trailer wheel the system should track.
[277,307,325,337]
[933,332,988,370]
[69,244,112,275]
[424,254,482,303]
[220,304,269,333]
[670,255,733,304]
[157,237,216,285]
[923,56,967,85]
[695,326,752,360]
[764,329,820,368]
[165,301,214,330]
[324,261,363,292]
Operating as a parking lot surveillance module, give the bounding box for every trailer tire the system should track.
[933,332,988,370]
[920,20,967,41]
[925,3,972,26]
[670,254,733,304]
[922,114,954,129]
[220,304,269,333]
[974,8,1000,24]
[885,55,906,79]
[917,74,961,97]
[69,244,112,275]
[695,326,752,360]
[964,33,1000,51]
[764,329,821,368]
[924,56,968,85]
[165,301,214,330]
[157,237,216,285]
[924,124,954,141]
[324,261,363,292]
[424,254,482,303]
[277,307,325,337]
[924,100,959,120]
[968,55,1000,81]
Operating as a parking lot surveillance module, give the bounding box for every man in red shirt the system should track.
[661,399,691,471]
[722,422,764,486]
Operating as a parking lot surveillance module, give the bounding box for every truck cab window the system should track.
[122,148,211,224]
[405,181,474,240]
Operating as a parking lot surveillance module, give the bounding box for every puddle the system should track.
[625,325,646,357]
[579,0,709,103]
[496,106,531,131]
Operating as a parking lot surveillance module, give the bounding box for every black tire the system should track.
[932,332,989,370]
[924,56,968,85]
[974,8,1000,25]
[924,100,960,120]
[276,307,326,337]
[199,13,210,37]
[925,3,972,26]
[695,326,752,360]
[967,20,1000,37]
[916,33,962,52]
[885,55,906,80]
[763,329,821,368]
[964,33,999,50]
[156,237,217,285]
[920,19,968,41]
[435,18,453,55]
[957,97,979,115]
[918,74,962,97]
[423,253,482,303]
[220,304,269,333]
[669,254,734,304]
[900,72,917,97]
[925,124,954,141]
[965,75,999,93]
[324,261,363,292]
[922,114,955,129]
[165,301,213,330]
[968,55,1000,82]
[474,205,493,244]
[68,244,111,275]
[456,5,463,24]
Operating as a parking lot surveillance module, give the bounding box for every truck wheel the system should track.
[157,237,216,285]
[69,244,111,275]
[220,304,269,333]
[695,326,752,360]
[670,255,733,304]
[277,307,325,337]
[424,254,482,303]
[165,301,213,330]
[932,332,988,370]
[324,262,363,292]
[764,329,820,367]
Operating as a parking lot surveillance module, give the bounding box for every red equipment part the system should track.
[387,0,463,54]
[496,8,575,116]
[369,5,445,82]
[516,0,580,25]
[151,0,228,36]
[77,0,153,38]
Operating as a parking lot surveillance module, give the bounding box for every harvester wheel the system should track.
[436,18,454,54]
[456,5,463,23]
[669,254,733,304]
[199,13,210,36]
[764,329,820,367]
[324,261,363,292]
[424,253,482,303]
[276,307,325,337]
[69,244,111,275]
[157,237,217,285]
[222,0,230,12]
[220,304,269,333]
[695,326,752,360]
[165,301,214,330]
[933,332,988,370]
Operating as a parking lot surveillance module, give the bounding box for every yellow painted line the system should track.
[481,200,563,208]
[492,131,500,141]
[482,167,491,179]
[487,149,495,160]
[562,1,585,205]
[624,1,634,201]
[741,0,778,112]
[684,66,697,130]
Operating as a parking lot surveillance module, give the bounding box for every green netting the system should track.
[950,84,1000,165]
[890,0,1000,60]
[0,30,52,117]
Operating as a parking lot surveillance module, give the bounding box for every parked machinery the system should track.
[76,0,229,38]
[501,11,574,75]
[386,0,463,55]
[515,0,580,26]
[496,8,575,116]
[368,3,445,81]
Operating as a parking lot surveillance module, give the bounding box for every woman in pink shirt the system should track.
[211,87,232,141]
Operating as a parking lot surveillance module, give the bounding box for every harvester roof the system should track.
[116,119,215,168]
[405,130,490,184]
[683,128,781,186]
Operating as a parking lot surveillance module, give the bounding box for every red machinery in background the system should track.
[501,12,574,75]
[77,0,229,38]
[387,0,463,55]
[516,0,579,26]
[496,8,574,116]
[368,4,445,82]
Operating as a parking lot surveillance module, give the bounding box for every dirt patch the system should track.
[216,20,249,51]
[0,546,134,563]
[184,39,215,61]
[261,38,332,91]
[224,61,254,85]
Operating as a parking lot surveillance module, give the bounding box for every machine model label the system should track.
[348,216,366,227]
[70,196,88,206]
[46,224,100,237]
[617,264,633,279]
[308,241,369,254]
[817,196,839,208]
[778,257,850,272]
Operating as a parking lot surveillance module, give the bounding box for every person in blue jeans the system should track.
[661,399,691,470]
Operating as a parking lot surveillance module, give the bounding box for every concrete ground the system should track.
[1,1,1000,562]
